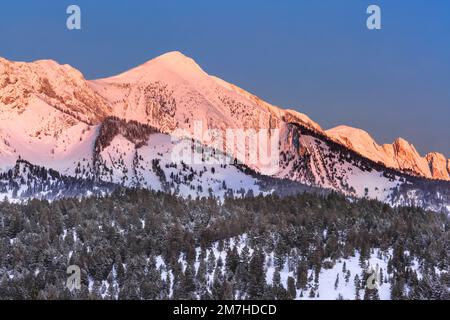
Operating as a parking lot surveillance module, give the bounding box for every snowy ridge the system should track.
[327,126,449,181]
[0,159,116,201]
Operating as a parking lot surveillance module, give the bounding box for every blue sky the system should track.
[0,0,449,156]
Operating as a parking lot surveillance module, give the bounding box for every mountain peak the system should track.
[98,51,206,83]
[327,125,372,137]
[154,51,190,61]
[326,125,390,165]
[0,55,109,124]
[326,125,378,150]
[425,152,450,180]
[0,56,84,80]
[149,51,204,74]
[393,137,410,146]
[426,151,446,160]
[285,109,324,133]
[392,137,421,156]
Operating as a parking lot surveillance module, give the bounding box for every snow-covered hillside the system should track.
[0,160,116,201]
[90,118,263,199]
[1,182,448,300]
[164,235,437,300]
[0,116,268,202]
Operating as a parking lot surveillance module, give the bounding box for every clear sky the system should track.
[0,0,449,156]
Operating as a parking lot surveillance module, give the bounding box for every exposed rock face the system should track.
[0,57,110,124]
[390,137,432,178]
[448,159,450,176]
[283,109,324,133]
[426,152,450,180]
[327,126,449,181]
[326,126,396,166]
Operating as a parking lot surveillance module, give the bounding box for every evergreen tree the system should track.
[247,250,266,299]
[334,274,340,290]
[296,260,308,290]
[287,276,296,300]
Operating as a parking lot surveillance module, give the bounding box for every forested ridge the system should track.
[0,189,448,300]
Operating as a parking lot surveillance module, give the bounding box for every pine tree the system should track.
[207,251,216,274]
[334,274,339,290]
[364,286,380,300]
[345,270,352,283]
[309,287,315,298]
[183,264,196,299]
[296,260,308,290]
[221,280,234,300]
[247,250,265,299]
[272,267,281,299]
[211,265,224,299]
[354,275,361,300]
[287,276,296,300]
[390,277,405,300]
[225,246,239,276]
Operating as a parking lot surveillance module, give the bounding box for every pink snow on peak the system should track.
[97,51,207,84]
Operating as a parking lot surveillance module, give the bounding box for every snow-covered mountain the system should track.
[0,52,448,212]
[90,51,449,180]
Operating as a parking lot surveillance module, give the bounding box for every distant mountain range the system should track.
[0,52,448,213]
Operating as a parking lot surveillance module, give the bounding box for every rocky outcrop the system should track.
[0,57,111,124]
[327,126,449,181]
[426,152,450,180]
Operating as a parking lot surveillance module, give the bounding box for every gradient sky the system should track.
[0,0,449,156]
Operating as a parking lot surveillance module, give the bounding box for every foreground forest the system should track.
[0,189,448,300]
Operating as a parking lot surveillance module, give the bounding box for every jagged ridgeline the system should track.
[0,189,448,300]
